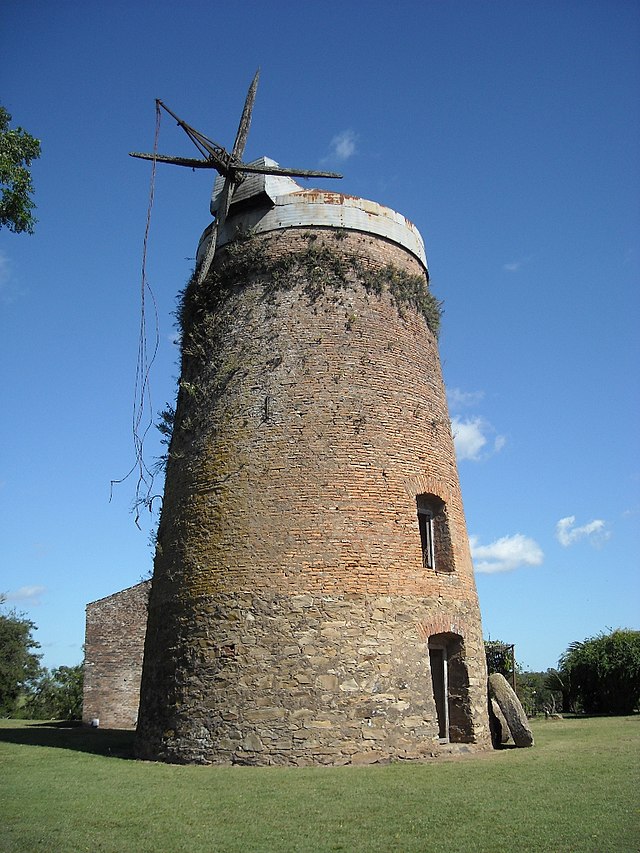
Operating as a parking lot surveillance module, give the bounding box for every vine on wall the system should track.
[177,229,442,349]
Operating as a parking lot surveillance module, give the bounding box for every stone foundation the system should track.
[136,591,489,765]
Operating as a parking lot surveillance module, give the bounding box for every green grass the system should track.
[1,716,638,852]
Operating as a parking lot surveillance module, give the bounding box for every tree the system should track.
[558,629,640,714]
[485,640,514,680]
[544,667,574,713]
[0,106,41,234]
[25,664,84,720]
[517,670,563,716]
[0,598,42,715]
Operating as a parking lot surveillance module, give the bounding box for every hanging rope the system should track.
[111,101,162,527]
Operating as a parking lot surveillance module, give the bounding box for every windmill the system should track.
[130,70,343,284]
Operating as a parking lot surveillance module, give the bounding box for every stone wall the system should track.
[139,591,488,765]
[83,581,150,729]
[136,227,490,763]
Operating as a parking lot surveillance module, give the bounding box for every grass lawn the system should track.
[1,715,638,852]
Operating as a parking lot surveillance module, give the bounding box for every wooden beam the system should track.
[129,152,215,169]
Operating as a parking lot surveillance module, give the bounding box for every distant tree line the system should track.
[0,597,83,720]
[486,629,640,716]
[552,629,640,715]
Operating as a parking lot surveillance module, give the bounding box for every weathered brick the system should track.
[82,581,150,729]
[87,203,490,764]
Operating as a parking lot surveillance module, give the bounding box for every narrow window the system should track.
[418,506,435,569]
[416,493,454,572]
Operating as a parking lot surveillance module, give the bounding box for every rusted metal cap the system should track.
[201,157,428,270]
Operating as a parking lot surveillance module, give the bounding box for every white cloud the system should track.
[446,387,485,410]
[451,416,487,460]
[470,534,544,574]
[555,515,610,547]
[5,585,46,604]
[502,255,533,273]
[328,130,357,162]
[447,389,506,461]
[451,416,506,462]
[494,434,507,453]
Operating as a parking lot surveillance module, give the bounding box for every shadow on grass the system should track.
[0,721,135,759]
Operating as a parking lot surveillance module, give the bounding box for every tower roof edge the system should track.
[205,158,428,270]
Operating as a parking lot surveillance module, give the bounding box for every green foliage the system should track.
[0,599,42,715]
[0,106,41,234]
[178,230,442,346]
[156,405,175,446]
[0,598,83,720]
[24,664,84,721]
[543,667,574,713]
[484,640,514,679]
[369,264,442,335]
[152,403,176,475]
[558,628,640,714]
[516,670,564,716]
[263,240,356,300]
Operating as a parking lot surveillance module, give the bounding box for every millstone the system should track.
[488,696,512,746]
[487,673,534,747]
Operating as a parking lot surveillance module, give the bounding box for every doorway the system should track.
[428,632,474,743]
[429,645,448,740]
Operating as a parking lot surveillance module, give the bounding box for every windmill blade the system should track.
[196,174,236,285]
[216,176,235,225]
[232,69,260,159]
[196,72,260,285]
[196,222,219,287]
[236,163,343,180]
[129,152,215,169]
[141,71,343,289]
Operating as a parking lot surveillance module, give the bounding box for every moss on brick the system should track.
[178,229,442,344]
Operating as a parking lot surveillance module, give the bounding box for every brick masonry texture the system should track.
[135,226,491,763]
[83,581,151,729]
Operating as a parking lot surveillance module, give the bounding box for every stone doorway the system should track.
[428,632,474,743]
[429,644,448,740]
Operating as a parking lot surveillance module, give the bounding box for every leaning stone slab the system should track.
[488,697,512,747]
[488,674,534,747]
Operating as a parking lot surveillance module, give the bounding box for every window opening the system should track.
[416,493,454,573]
[418,507,435,569]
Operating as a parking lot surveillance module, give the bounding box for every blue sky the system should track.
[2,0,638,674]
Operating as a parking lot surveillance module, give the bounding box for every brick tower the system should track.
[135,163,490,764]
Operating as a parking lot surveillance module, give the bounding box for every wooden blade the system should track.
[216,178,235,225]
[232,69,260,159]
[199,70,261,277]
[196,223,218,286]
[234,163,343,180]
[129,152,215,169]
[198,175,235,285]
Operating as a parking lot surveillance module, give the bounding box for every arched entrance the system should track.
[428,632,474,743]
